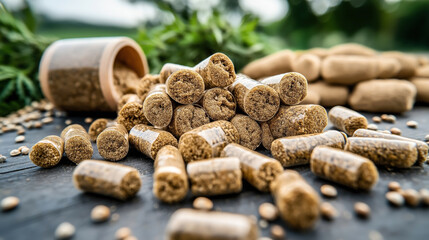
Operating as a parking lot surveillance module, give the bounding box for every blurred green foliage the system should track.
[0,4,52,116]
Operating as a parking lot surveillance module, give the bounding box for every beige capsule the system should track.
[153,145,188,203]
[345,137,418,168]
[29,135,64,168]
[270,170,320,230]
[376,56,401,79]
[117,94,141,112]
[230,114,262,150]
[308,81,349,107]
[96,124,129,161]
[143,84,174,128]
[291,53,321,82]
[328,106,368,136]
[73,160,141,200]
[165,208,258,240]
[61,124,93,164]
[221,143,283,192]
[328,43,376,56]
[194,53,236,88]
[136,74,161,101]
[187,157,242,196]
[382,51,419,78]
[166,69,205,104]
[353,129,428,166]
[310,146,379,191]
[261,122,275,151]
[159,63,192,84]
[260,72,308,105]
[241,49,295,80]
[129,124,177,160]
[229,74,280,121]
[117,96,148,132]
[200,88,236,121]
[178,120,240,162]
[410,77,429,104]
[88,118,115,142]
[168,104,210,138]
[271,130,347,167]
[300,89,321,105]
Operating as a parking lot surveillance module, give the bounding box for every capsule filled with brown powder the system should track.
[88,118,115,142]
[194,53,236,88]
[200,87,236,121]
[230,114,261,150]
[260,72,308,105]
[117,94,140,111]
[178,120,240,162]
[153,145,188,203]
[187,157,242,196]
[241,49,295,80]
[143,84,174,128]
[168,104,210,138]
[129,124,178,160]
[328,106,368,136]
[271,130,347,167]
[137,74,161,101]
[229,74,280,121]
[345,137,418,168]
[160,63,192,83]
[96,123,129,161]
[308,81,348,107]
[221,143,283,192]
[117,94,148,132]
[29,135,64,168]
[61,124,93,164]
[270,170,320,230]
[166,69,205,104]
[261,122,275,150]
[73,160,141,200]
[291,53,321,82]
[311,146,379,191]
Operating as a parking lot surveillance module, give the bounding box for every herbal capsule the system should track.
[166,69,205,104]
[129,124,178,160]
[29,135,64,168]
[267,105,328,139]
[200,87,236,121]
[61,124,93,164]
[270,170,320,230]
[117,94,140,111]
[137,74,161,101]
[194,53,236,88]
[230,114,262,150]
[88,118,115,142]
[411,78,429,104]
[261,122,275,150]
[328,106,368,136]
[178,120,240,162]
[96,123,129,161]
[291,53,321,82]
[353,129,428,166]
[117,95,148,131]
[241,49,295,80]
[308,81,348,107]
[73,160,141,200]
[165,209,258,240]
[168,104,210,137]
[143,84,174,128]
[187,157,242,196]
[345,137,418,168]
[160,63,192,83]
[221,143,283,192]
[228,74,280,121]
[260,72,308,105]
[153,145,188,203]
[271,130,347,167]
[310,146,379,190]
[328,43,376,56]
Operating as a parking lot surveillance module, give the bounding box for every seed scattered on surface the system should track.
[270,225,286,240]
[0,155,6,163]
[55,222,75,240]
[424,134,429,142]
[42,117,54,124]
[406,120,418,128]
[401,189,421,207]
[15,135,25,143]
[193,197,213,211]
[34,121,43,128]
[385,191,404,207]
[20,146,30,155]
[372,116,381,123]
[388,181,401,191]
[17,127,26,135]
[91,205,111,222]
[390,127,401,135]
[419,189,429,206]
[381,114,396,123]
[367,124,378,131]
[321,184,338,198]
[258,202,279,221]
[115,227,132,240]
[1,196,19,211]
[320,202,337,220]
[84,117,93,124]
[65,119,72,125]
[258,219,268,228]
[354,202,370,218]
[10,149,21,157]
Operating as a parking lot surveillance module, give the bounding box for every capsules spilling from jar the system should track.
[61,124,93,164]
[221,143,283,192]
[187,157,242,196]
[328,106,368,136]
[310,146,379,190]
[260,72,308,105]
[29,135,64,168]
[96,123,129,161]
[271,130,347,167]
[73,160,141,200]
[165,208,258,240]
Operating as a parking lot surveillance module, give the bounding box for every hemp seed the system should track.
[15,135,25,143]
[258,202,279,221]
[354,202,370,218]
[320,202,337,220]
[1,196,20,211]
[385,191,404,207]
[388,181,401,191]
[91,205,111,222]
[115,227,132,240]
[390,127,401,135]
[321,184,338,198]
[270,225,286,240]
[193,197,213,211]
[55,222,75,240]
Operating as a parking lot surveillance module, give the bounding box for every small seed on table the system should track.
[17,127,25,135]
[10,149,21,156]
[65,119,72,125]
[20,146,30,155]
[320,202,337,220]
[390,127,401,135]
[42,117,54,124]
[425,134,429,142]
[0,155,6,163]
[354,202,370,218]
[381,114,396,123]
[91,205,111,222]
[406,120,418,128]
[419,189,429,206]
[34,121,42,128]
[84,117,93,124]
[115,227,132,240]
[372,116,381,123]
[401,189,421,207]
[258,202,279,221]
[1,196,19,211]
[193,197,213,211]
[385,191,404,207]
[55,222,75,240]
[270,224,286,240]
[258,219,268,228]
[321,184,337,198]
[15,135,25,143]
[367,124,378,131]
[388,181,401,191]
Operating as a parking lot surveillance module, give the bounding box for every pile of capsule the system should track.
[28,52,428,239]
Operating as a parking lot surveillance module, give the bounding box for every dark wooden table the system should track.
[1,107,428,240]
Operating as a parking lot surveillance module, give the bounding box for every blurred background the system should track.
[1,0,429,116]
